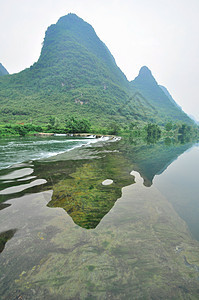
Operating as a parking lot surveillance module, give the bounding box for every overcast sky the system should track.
[1,0,199,120]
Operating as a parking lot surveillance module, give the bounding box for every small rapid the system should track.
[0,135,108,170]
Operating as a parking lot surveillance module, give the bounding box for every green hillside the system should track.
[0,14,193,127]
[159,85,182,109]
[0,14,131,125]
[0,63,9,76]
[130,66,193,125]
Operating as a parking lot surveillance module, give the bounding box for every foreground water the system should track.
[0,135,102,170]
[0,136,199,299]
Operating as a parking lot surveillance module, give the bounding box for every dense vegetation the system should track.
[0,123,43,137]
[0,14,195,129]
[1,116,198,149]
[130,66,193,125]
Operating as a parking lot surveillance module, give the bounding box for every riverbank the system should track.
[1,121,199,143]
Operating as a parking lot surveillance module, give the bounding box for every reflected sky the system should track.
[154,145,199,240]
[1,138,199,299]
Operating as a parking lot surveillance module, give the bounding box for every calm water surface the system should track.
[0,137,199,299]
[154,144,199,240]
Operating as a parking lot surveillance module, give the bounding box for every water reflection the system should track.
[121,140,193,187]
[1,171,199,299]
[1,138,199,299]
[0,179,47,195]
[154,145,199,240]
[0,229,16,253]
[0,138,195,230]
[0,203,11,211]
[30,140,196,229]
[48,152,134,229]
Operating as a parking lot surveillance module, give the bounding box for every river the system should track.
[0,136,199,299]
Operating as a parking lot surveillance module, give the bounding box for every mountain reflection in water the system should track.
[0,229,16,253]
[1,137,199,299]
[0,138,194,230]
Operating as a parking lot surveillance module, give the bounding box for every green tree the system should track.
[145,123,161,144]
[49,116,55,127]
[65,117,91,133]
[129,122,138,130]
[13,125,27,136]
[165,122,173,132]
[108,122,120,135]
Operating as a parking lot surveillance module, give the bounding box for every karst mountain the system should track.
[0,13,193,125]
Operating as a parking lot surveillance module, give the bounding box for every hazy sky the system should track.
[1,0,199,120]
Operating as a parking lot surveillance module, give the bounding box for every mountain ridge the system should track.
[0,13,194,126]
[0,63,9,76]
[159,85,182,110]
[130,66,192,124]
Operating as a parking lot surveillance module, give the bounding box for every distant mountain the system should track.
[189,114,199,125]
[159,85,181,109]
[0,14,194,126]
[0,13,130,124]
[130,66,193,124]
[133,66,158,86]
[0,63,9,76]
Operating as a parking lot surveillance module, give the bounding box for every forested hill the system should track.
[130,66,193,124]
[0,13,130,124]
[0,14,193,126]
[159,85,182,109]
[0,63,9,76]
[36,13,129,89]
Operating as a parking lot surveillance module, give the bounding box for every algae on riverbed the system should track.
[1,138,199,299]
[48,152,134,229]
[8,172,199,300]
